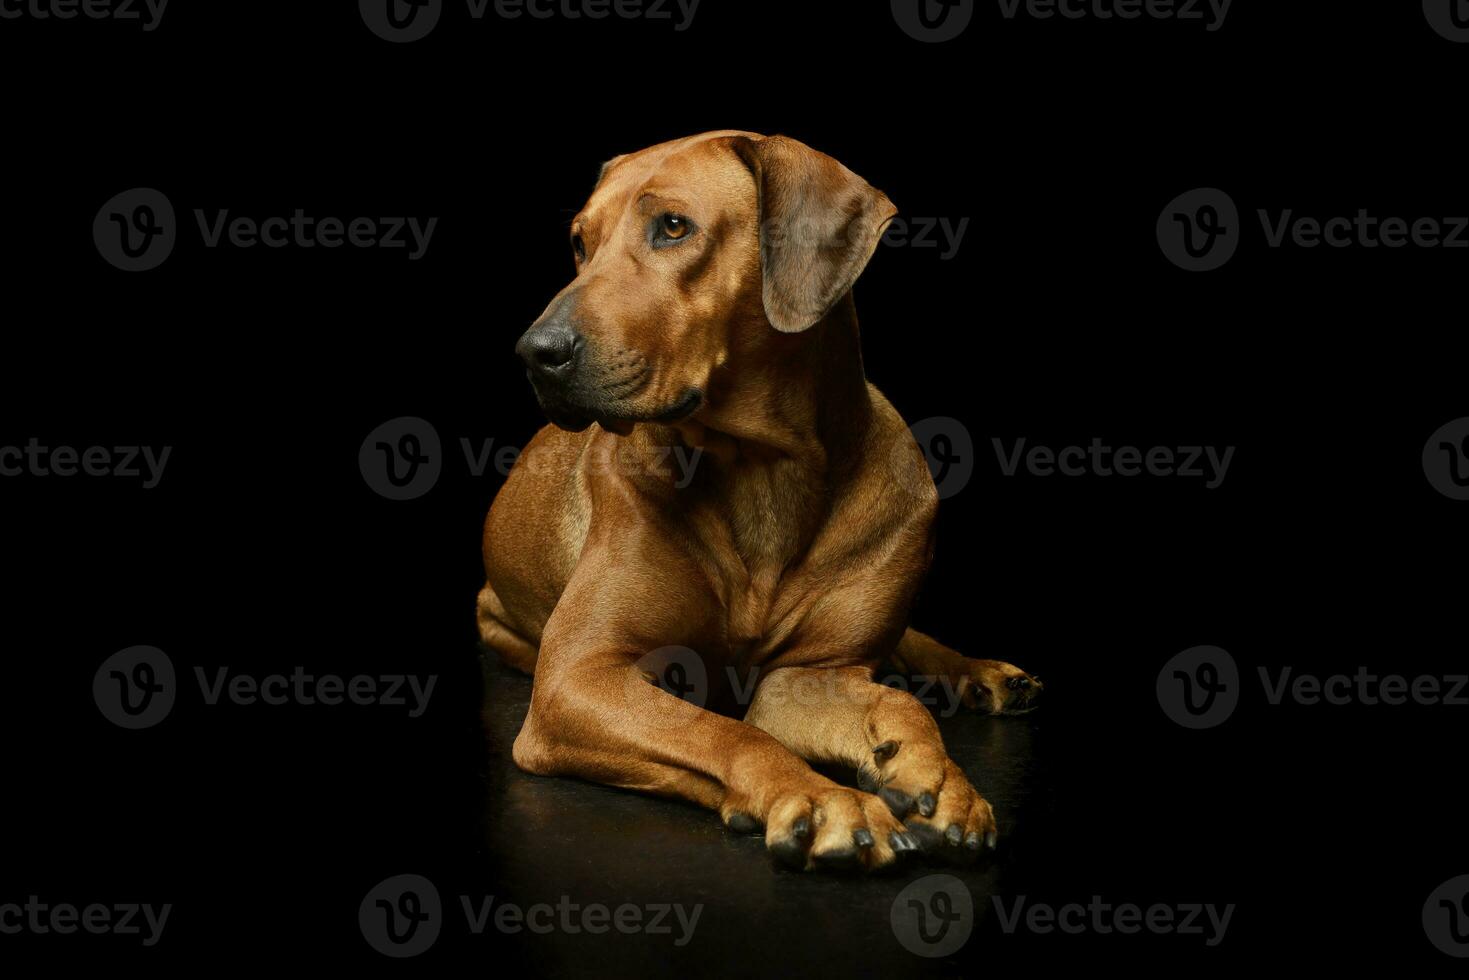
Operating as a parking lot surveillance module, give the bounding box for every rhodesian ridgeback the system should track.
[477,131,1041,872]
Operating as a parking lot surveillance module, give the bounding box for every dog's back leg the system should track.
[477,584,540,675]
[890,627,1043,715]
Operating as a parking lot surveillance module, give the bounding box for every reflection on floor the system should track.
[474,656,1048,977]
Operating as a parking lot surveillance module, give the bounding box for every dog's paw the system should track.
[724,783,917,873]
[859,746,997,862]
[953,659,1043,715]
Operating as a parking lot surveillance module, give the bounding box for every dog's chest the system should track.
[694,461,826,651]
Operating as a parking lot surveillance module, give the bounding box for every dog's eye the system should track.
[571,234,587,262]
[652,213,694,247]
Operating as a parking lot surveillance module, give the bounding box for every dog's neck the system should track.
[668,292,873,474]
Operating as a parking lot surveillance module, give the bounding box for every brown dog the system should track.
[477,131,1041,872]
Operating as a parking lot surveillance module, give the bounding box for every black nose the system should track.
[516,325,579,379]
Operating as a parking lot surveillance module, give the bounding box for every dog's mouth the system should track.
[534,387,704,435]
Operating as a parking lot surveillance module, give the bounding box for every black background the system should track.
[1,0,1466,973]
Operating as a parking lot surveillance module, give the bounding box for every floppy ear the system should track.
[731,135,898,334]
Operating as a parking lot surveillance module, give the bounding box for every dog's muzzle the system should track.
[514,302,703,433]
[515,315,597,430]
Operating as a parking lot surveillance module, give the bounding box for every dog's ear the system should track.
[731,135,898,334]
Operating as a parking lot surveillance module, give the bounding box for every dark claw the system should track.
[791,816,812,840]
[879,787,914,817]
[726,811,759,834]
[963,831,983,851]
[917,792,936,818]
[889,831,919,853]
[769,835,808,870]
[872,739,899,762]
[853,828,875,849]
[944,824,963,846]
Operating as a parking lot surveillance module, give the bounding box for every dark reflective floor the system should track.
[475,657,1049,978]
[468,591,1469,977]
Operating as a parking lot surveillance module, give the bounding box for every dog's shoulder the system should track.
[859,382,939,515]
[809,384,939,565]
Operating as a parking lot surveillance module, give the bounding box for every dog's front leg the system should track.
[509,541,912,872]
[745,665,998,860]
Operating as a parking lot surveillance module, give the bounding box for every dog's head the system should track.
[515,131,898,433]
